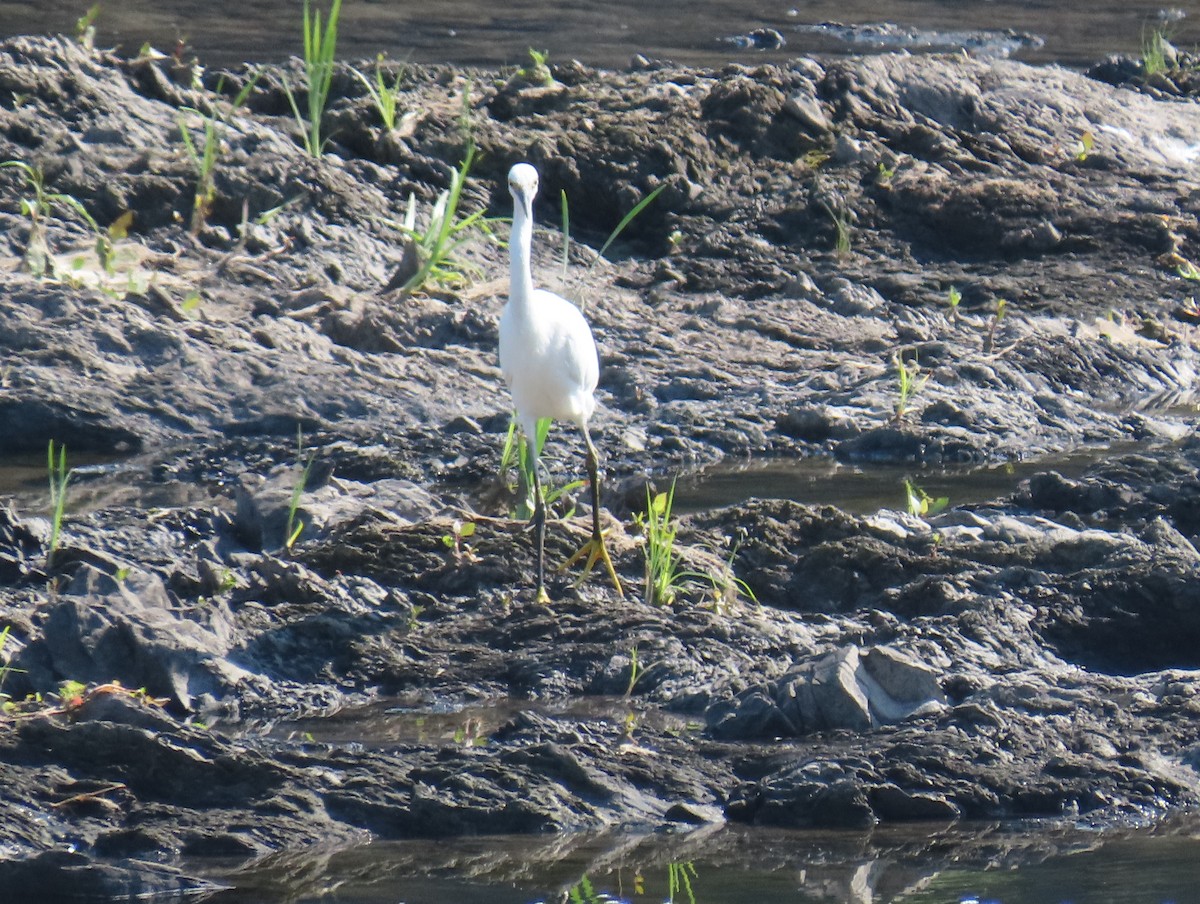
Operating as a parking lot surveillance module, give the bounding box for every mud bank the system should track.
[1,33,1200,894]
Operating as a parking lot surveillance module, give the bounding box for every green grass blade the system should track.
[560,189,570,281]
[597,183,666,260]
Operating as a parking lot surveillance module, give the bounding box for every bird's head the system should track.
[508,163,539,215]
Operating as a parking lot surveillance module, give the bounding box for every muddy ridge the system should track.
[1,33,1200,896]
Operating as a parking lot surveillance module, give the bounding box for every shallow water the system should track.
[671,445,1125,516]
[195,816,1200,904]
[0,0,1194,69]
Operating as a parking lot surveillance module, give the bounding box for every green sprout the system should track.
[0,626,18,711]
[284,429,315,554]
[624,645,642,698]
[178,72,260,234]
[46,440,71,569]
[282,0,343,156]
[76,4,100,51]
[596,183,667,262]
[1073,129,1095,163]
[1,160,114,278]
[560,188,570,282]
[518,48,554,86]
[440,518,477,561]
[947,285,962,320]
[984,298,1009,354]
[353,53,406,130]
[893,352,928,422]
[904,480,949,519]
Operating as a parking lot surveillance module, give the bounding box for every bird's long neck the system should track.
[509,197,535,312]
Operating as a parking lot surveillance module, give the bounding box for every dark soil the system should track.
[2,33,1200,897]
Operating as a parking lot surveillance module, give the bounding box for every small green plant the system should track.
[46,440,71,569]
[823,200,852,257]
[1073,129,1095,163]
[595,183,668,263]
[634,481,682,607]
[0,626,16,711]
[518,48,554,86]
[702,531,758,613]
[406,602,425,632]
[441,518,477,561]
[875,161,897,186]
[946,285,962,320]
[1177,260,1200,281]
[624,645,642,698]
[1,160,115,278]
[178,72,260,234]
[498,414,583,519]
[352,53,406,130]
[984,298,1009,354]
[282,0,343,156]
[568,875,604,904]
[58,678,87,706]
[453,716,487,746]
[893,352,928,422]
[456,76,475,143]
[75,4,100,50]
[1141,22,1174,76]
[559,189,570,281]
[904,480,949,519]
[284,430,315,553]
[394,144,498,293]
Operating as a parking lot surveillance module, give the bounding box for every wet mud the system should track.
[1,33,1200,895]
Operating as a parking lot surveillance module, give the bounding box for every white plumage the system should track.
[499,162,622,601]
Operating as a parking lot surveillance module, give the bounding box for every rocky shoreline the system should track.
[1,32,1199,895]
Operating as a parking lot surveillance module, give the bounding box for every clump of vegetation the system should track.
[282,0,343,156]
[821,198,851,257]
[391,144,500,294]
[352,53,407,130]
[892,351,928,423]
[1141,22,1176,76]
[635,482,683,607]
[177,72,261,233]
[498,415,583,520]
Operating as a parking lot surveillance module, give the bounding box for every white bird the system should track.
[499,162,623,602]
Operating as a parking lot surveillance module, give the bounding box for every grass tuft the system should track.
[282,0,343,156]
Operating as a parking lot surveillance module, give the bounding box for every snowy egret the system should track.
[499,162,623,602]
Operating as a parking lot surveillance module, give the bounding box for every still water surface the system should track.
[196,817,1200,903]
[0,0,1195,68]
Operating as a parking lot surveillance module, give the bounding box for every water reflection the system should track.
[196,816,1200,904]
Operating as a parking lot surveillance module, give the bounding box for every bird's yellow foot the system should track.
[560,532,624,597]
[535,585,551,605]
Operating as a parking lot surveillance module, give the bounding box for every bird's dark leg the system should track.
[560,424,624,597]
[529,435,549,604]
